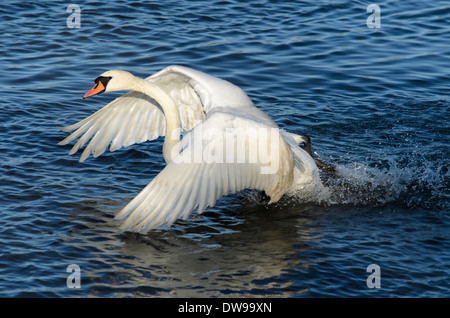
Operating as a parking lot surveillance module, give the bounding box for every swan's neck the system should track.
[132,77,181,163]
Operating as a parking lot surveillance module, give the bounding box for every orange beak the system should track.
[83,81,106,99]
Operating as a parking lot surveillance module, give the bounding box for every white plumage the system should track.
[60,65,328,232]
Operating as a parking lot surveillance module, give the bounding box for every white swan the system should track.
[60,66,328,232]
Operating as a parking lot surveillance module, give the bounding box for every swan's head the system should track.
[83,70,136,99]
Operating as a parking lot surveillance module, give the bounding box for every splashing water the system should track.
[321,152,449,211]
[244,142,449,214]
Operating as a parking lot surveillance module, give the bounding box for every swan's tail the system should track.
[283,132,308,145]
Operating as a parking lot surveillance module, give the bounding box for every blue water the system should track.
[0,0,449,297]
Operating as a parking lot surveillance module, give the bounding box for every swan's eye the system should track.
[94,76,112,89]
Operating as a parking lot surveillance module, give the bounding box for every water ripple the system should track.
[0,0,449,297]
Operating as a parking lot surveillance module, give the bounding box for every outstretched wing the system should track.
[59,91,167,162]
[115,110,294,233]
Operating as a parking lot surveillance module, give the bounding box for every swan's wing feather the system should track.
[148,70,205,130]
[116,162,269,233]
[149,65,254,113]
[59,91,166,162]
[115,112,294,233]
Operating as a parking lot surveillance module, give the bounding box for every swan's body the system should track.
[60,66,328,232]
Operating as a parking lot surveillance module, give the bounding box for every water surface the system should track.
[0,0,449,297]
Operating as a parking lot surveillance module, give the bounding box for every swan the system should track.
[60,66,329,232]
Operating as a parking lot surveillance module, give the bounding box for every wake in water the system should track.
[315,152,449,212]
[241,140,449,213]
